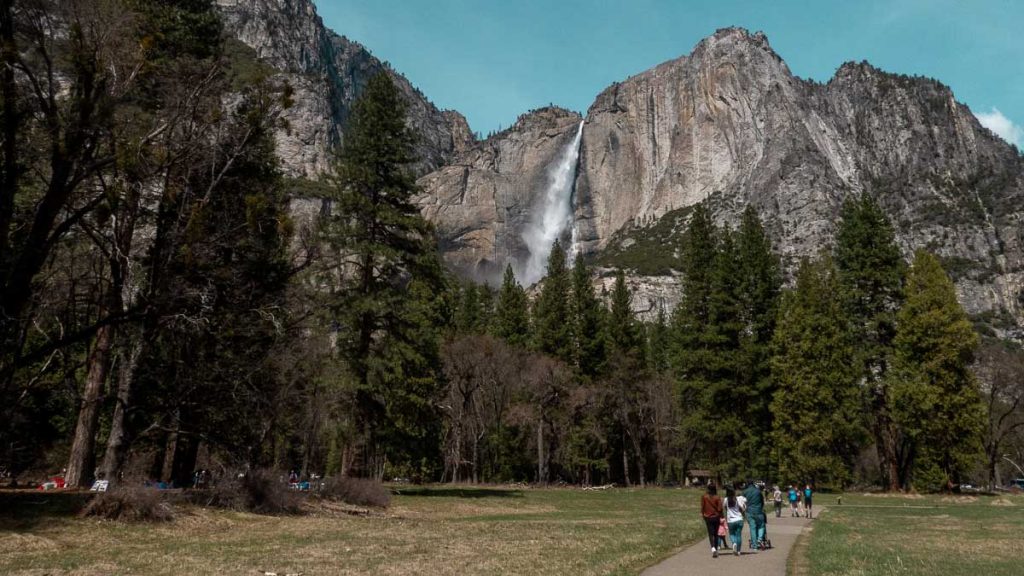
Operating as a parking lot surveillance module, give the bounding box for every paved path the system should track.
[641,508,821,576]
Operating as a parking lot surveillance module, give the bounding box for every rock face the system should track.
[215,1,1023,333]
[416,107,583,282]
[420,27,1024,333]
[216,0,473,178]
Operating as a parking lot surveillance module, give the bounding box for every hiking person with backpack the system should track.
[772,485,783,518]
[701,483,724,558]
[788,484,799,516]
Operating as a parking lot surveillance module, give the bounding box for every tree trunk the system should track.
[98,338,143,484]
[64,321,115,487]
[169,432,199,488]
[621,431,632,487]
[472,434,479,484]
[871,387,901,491]
[0,0,19,259]
[536,419,546,484]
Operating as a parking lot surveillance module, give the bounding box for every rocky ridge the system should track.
[216,0,473,179]
[418,28,1024,333]
[215,1,1023,334]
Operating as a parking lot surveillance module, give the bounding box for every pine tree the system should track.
[734,206,782,479]
[493,264,530,348]
[608,270,642,359]
[604,269,649,486]
[455,283,481,333]
[889,251,984,491]
[571,253,606,378]
[477,283,495,334]
[834,193,906,490]
[321,72,444,472]
[771,256,866,487]
[647,305,671,375]
[533,239,573,363]
[671,203,717,369]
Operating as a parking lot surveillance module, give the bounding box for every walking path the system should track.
[641,508,821,576]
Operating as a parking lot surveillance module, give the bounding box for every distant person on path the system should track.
[742,480,766,550]
[788,485,799,516]
[724,485,747,556]
[804,484,814,518]
[701,483,724,558]
[772,485,783,518]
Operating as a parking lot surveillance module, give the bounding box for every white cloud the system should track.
[975,107,1023,149]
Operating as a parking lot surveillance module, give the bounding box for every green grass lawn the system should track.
[0,486,702,576]
[794,492,1024,576]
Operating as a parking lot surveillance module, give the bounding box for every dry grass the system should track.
[0,486,703,576]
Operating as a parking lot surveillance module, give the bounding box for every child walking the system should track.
[717,513,729,550]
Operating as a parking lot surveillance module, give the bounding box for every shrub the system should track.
[198,470,303,514]
[316,477,391,508]
[81,487,174,522]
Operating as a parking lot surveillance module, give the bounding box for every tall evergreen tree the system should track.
[771,256,866,487]
[571,253,606,378]
[834,193,906,490]
[455,283,481,334]
[533,239,573,363]
[493,264,530,348]
[608,270,642,358]
[734,206,782,478]
[478,283,495,334]
[604,269,649,485]
[322,72,445,474]
[671,204,749,476]
[647,306,671,375]
[671,203,717,370]
[889,251,985,491]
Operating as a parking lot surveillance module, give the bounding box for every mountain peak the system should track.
[692,26,777,59]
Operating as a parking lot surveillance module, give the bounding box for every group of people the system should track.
[700,481,814,558]
[774,484,814,518]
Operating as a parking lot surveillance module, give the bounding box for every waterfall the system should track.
[520,120,584,285]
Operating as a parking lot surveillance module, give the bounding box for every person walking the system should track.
[701,483,724,558]
[788,484,799,517]
[742,481,766,550]
[772,485,783,518]
[723,485,747,556]
[804,484,814,519]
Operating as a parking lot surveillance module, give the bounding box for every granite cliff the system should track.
[216,1,1023,335]
[418,28,1023,333]
[216,0,473,178]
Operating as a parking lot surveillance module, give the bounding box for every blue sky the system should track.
[315,0,1023,148]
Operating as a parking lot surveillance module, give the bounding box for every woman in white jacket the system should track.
[723,485,747,556]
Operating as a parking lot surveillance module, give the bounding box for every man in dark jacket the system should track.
[742,481,766,549]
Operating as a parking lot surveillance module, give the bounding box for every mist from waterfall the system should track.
[520,121,584,285]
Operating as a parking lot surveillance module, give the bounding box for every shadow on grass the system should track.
[0,490,92,531]
[391,486,524,499]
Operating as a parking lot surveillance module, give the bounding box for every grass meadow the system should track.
[4,487,1021,575]
[0,486,702,576]
[791,492,1024,576]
